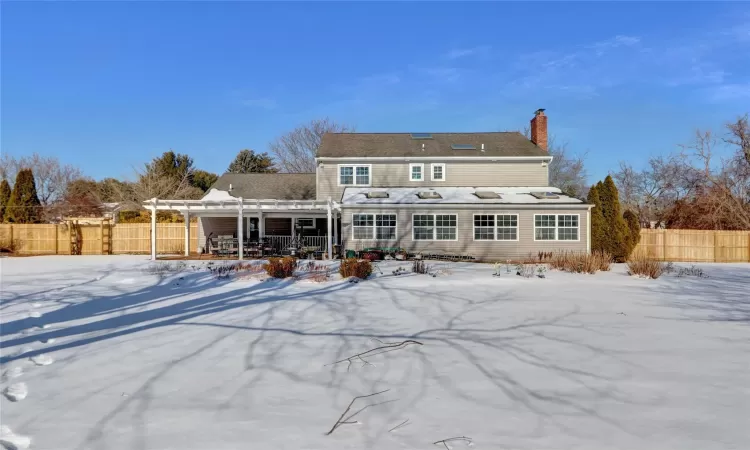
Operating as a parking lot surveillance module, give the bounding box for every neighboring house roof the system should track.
[206,173,316,200]
[341,187,587,206]
[318,132,548,158]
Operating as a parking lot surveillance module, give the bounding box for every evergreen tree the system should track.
[227,149,277,174]
[600,175,629,262]
[5,169,42,223]
[192,170,218,192]
[623,210,641,258]
[586,184,605,253]
[0,179,11,222]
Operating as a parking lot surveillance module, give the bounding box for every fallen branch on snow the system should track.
[388,418,410,432]
[325,389,392,435]
[433,436,473,449]
[325,340,423,371]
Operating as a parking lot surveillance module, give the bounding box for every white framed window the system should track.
[473,215,495,240]
[413,214,458,240]
[339,165,371,186]
[431,163,446,181]
[352,214,374,240]
[375,214,397,240]
[557,214,579,241]
[534,215,556,240]
[435,214,457,240]
[534,214,580,241]
[351,213,396,240]
[496,214,518,241]
[412,214,434,240]
[409,163,424,181]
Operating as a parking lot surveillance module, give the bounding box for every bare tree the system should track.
[0,153,82,206]
[725,113,750,165]
[269,118,353,173]
[520,126,588,198]
[613,154,702,227]
[675,129,750,229]
[546,138,588,199]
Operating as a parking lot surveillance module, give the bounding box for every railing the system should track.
[264,235,329,251]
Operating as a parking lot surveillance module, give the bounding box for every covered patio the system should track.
[143,195,341,260]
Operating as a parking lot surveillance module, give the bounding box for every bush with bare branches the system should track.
[549,251,612,274]
[626,253,666,279]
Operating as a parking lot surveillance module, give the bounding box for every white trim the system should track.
[431,163,446,181]
[346,203,592,210]
[533,213,581,242]
[318,156,553,162]
[411,213,459,242]
[337,164,372,187]
[143,198,340,212]
[587,209,591,253]
[409,163,424,182]
[350,212,398,241]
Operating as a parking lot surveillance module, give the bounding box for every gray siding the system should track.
[340,207,588,261]
[317,160,549,201]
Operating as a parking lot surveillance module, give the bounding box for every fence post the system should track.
[100,221,104,255]
[662,229,667,261]
[9,224,13,252]
[54,225,58,255]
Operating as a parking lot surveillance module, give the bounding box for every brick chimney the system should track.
[530,108,548,151]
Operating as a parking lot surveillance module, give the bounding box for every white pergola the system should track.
[143,196,340,260]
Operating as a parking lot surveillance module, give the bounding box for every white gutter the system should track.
[341,203,594,210]
[317,156,553,162]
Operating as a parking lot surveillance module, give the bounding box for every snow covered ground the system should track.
[0,256,748,450]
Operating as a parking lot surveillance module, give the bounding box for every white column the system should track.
[237,198,244,260]
[327,197,333,259]
[150,202,157,261]
[183,210,190,256]
[291,218,296,240]
[333,212,339,246]
[258,211,264,238]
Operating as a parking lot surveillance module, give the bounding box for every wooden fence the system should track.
[0,223,199,255]
[633,229,750,262]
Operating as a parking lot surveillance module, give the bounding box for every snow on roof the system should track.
[201,188,238,201]
[341,187,585,205]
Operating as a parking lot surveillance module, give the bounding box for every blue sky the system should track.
[2,2,749,183]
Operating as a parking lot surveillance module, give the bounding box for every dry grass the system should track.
[548,250,613,274]
[627,253,667,279]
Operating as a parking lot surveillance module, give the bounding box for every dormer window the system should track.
[431,163,445,181]
[409,163,424,181]
[339,164,371,186]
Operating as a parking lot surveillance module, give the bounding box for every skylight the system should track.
[451,144,476,150]
[366,191,389,199]
[474,191,501,199]
[410,133,433,139]
[530,192,560,199]
[417,191,442,200]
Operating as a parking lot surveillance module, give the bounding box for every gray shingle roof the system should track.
[207,173,316,200]
[317,132,547,158]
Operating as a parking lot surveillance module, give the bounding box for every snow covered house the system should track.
[144,110,592,260]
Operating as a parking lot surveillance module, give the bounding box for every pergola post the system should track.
[258,211,264,239]
[327,197,333,259]
[333,211,339,246]
[150,200,157,261]
[237,197,244,260]
[183,210,190,257]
